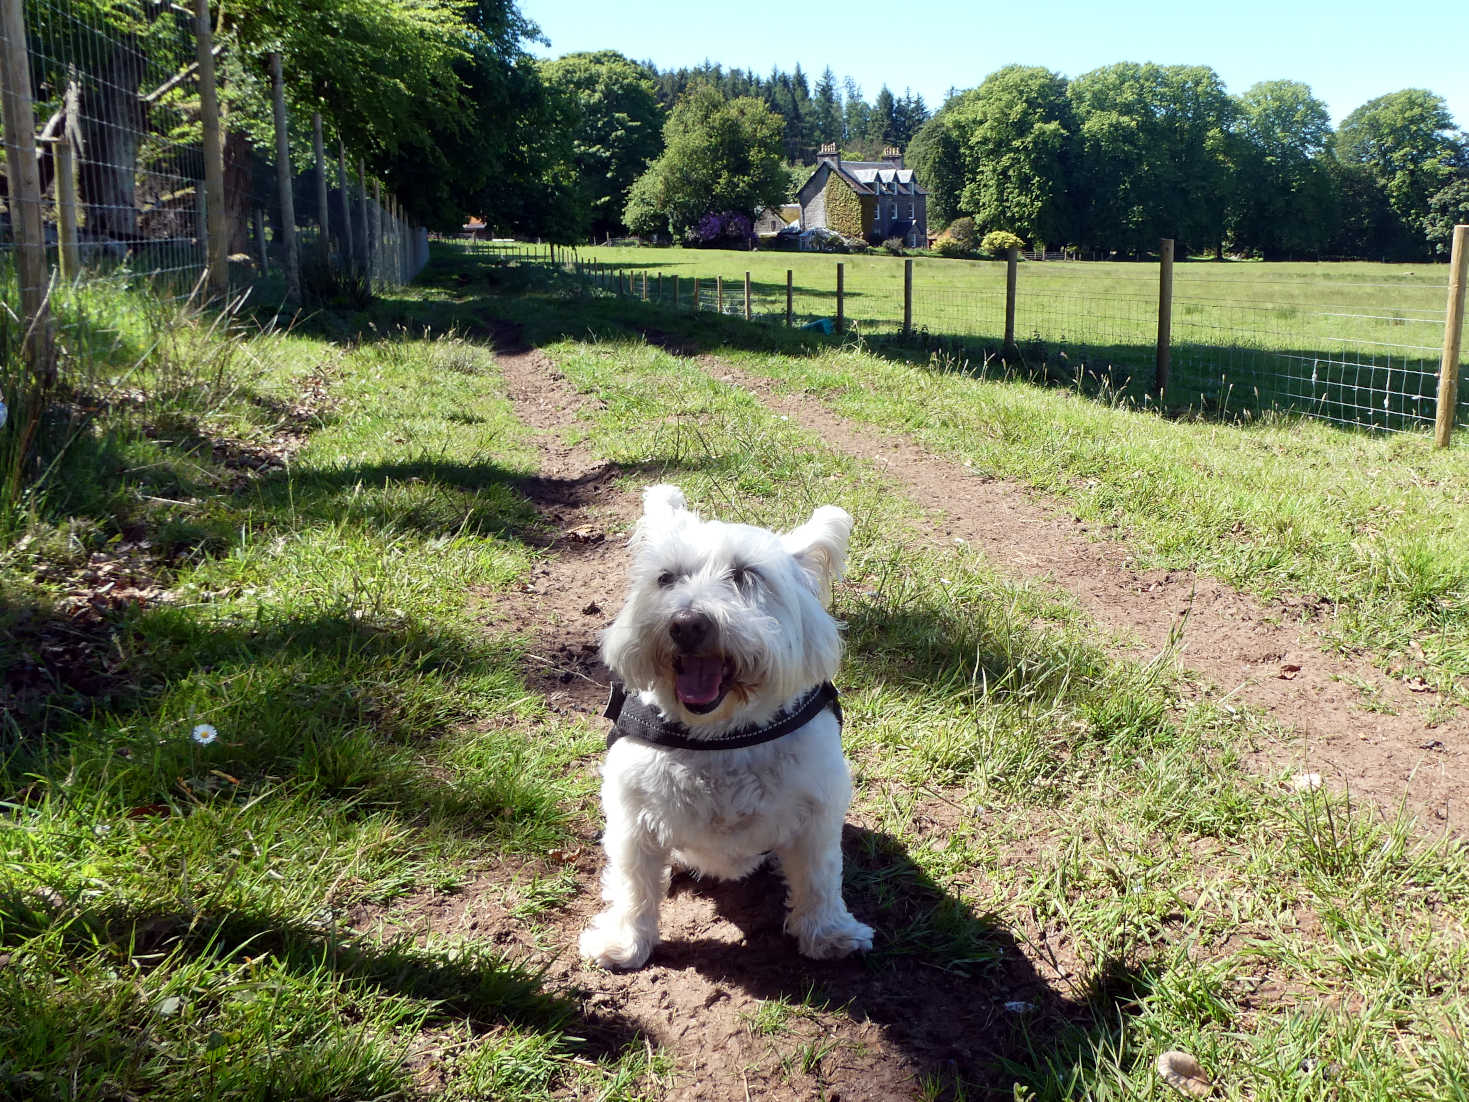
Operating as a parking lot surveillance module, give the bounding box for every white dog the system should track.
[579,484,873,970]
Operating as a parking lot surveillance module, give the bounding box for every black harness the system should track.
[603,680,842,751]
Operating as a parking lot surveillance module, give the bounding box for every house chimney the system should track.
[819,142,840,170]
[883,146,903,168]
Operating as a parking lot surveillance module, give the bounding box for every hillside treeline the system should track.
[539,52,1465,260]
[908,65,1467,261]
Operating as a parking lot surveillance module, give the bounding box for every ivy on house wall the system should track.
[823,173,870,239]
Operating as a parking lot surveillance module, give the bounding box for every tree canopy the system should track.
[623,85,788,242]
[540,51,665,240]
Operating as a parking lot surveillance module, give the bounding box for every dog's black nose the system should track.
[669,609,715,653]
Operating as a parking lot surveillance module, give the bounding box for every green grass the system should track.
[516,241,1462,431]
[4,244,1467,1100]
[0,274,652,1098]
[478,246,1469,698]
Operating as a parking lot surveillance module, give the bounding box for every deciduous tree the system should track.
[540,51,664,240]
[623,85,787,241]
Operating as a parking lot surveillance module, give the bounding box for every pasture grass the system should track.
[2,245,1466,1099]
[535,241,1461,431]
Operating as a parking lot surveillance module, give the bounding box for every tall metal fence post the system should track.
[1003,247,1018,354]
[836,263,844,333]
[903,259,913,335]
[55,134,80,280]
[786,269,793,326]
[1156,238,1175,400]
[269,52,300,301]
[744,272,751,321]
[1434,224,1469,448]
[693,277,700,311]
[716,275,723,314]
[0,0,55,380]
[195,0,227,297]
[312,112,329,262]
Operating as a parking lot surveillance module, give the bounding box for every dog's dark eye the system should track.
[730,565,758,591]
[657,571,676,588]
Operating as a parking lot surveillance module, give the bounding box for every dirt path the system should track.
[457,325,1180,1100]
[698,357,1467,838]
[470,327,953,1100]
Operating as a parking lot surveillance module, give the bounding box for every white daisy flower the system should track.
[191,723,218,745]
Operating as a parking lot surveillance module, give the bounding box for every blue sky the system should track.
[519,0,1467,131]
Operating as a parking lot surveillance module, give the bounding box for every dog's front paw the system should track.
[787,911,874,960]
[579,912,657,970]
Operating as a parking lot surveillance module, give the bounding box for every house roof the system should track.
[801,158,926,199]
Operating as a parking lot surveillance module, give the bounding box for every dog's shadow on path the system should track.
[648,824,1148,1097]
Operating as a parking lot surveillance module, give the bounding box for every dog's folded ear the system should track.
[633,483,695,545]
[782,506,853,607]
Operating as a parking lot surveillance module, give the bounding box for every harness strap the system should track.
[604,680,842,751]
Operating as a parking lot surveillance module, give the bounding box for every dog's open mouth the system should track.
[674,655,734,714]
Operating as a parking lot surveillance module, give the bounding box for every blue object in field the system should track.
[800,317,834,334]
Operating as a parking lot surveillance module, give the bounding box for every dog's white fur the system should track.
[579,485,873,970]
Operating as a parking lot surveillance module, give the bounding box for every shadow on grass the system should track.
[651,824,1150,1098]
[0,894,646,1095]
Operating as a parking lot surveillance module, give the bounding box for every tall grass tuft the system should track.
[0,278,268,536]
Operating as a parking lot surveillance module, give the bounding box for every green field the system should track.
[1,246,1466,1099]
[490,243,1461,432]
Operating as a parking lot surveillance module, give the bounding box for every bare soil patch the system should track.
[699,357,1468,837]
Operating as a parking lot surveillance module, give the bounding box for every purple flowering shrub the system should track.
[687,211,755,248]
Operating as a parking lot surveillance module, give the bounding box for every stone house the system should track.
[795,145,928,247]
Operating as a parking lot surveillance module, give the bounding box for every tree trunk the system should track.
[78,35,148,241]
[223,129,255,255]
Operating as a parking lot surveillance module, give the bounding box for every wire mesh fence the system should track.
[504,241,1469,438]
[1,0,430,343]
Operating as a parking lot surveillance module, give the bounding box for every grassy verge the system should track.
[0,277,654,1098]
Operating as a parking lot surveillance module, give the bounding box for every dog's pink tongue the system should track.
[675,657,725,706]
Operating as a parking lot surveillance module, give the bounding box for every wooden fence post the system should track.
[358,160,370,277]
[672,275,678,308]
[693,277,700,311]
[786,269,793,326]
[744,272,752,321]
[0,0,55,379]
[903,258,913,335]
[371,181,383,284]
[337,139,354,270]
[1435,224,1469,448]
[269,52,300,301]
[195,0,227,297]
[55,134,80,280]
[642,271,648,300]
[1155,238,1175,400]
[312,112,329,261]
[1004,247,1018,354]
[836,263,844,333]
[716,276,724,314]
